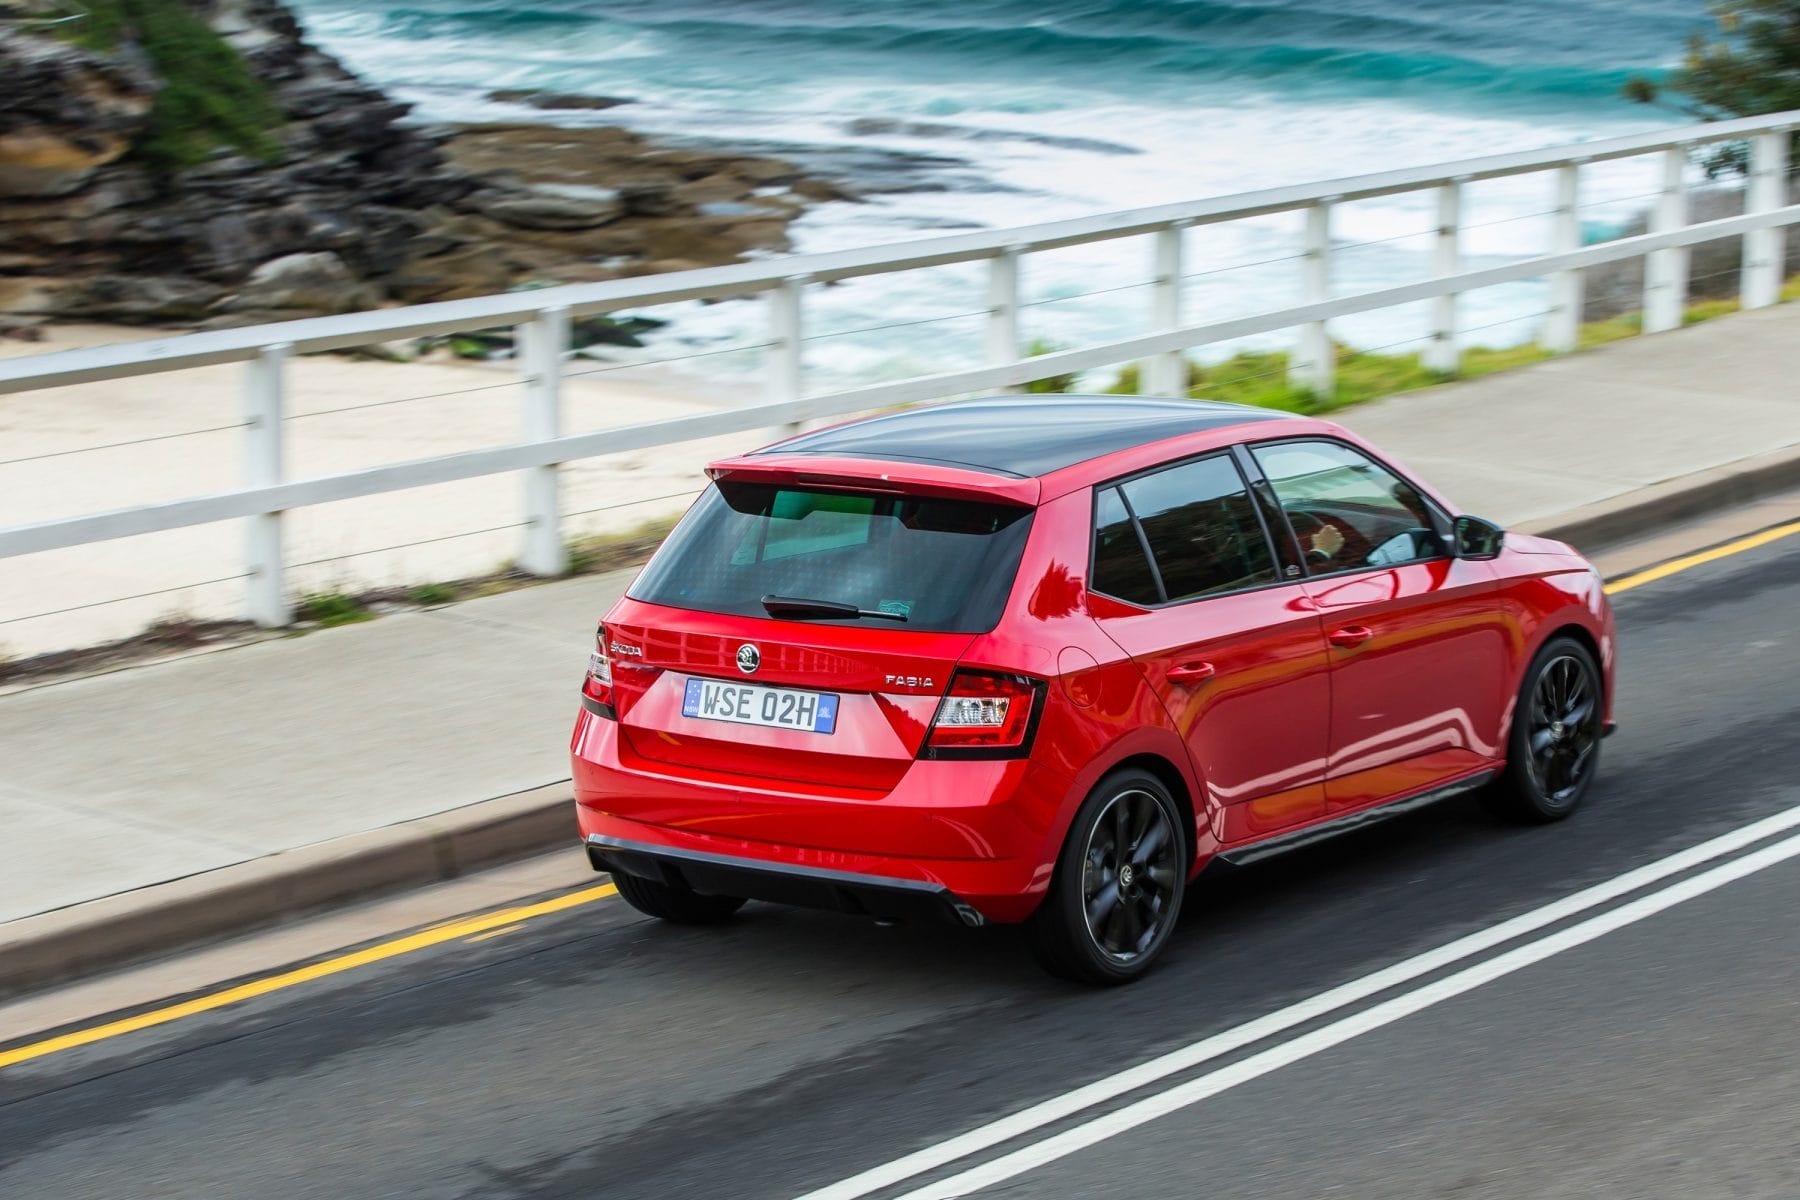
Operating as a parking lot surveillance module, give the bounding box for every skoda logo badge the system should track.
[736,643,761,675]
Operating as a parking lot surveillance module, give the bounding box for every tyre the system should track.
[1483,636,1603,824]
[611,869,746,924]
[1029,769,1187,985]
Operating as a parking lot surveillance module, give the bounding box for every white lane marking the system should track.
[898,827,1800,1200]
[797,801,1800,1200]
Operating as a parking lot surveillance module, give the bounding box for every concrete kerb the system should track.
[0,782,575,1002]
[1521,442,1800,549]
[4,444,1799,1003]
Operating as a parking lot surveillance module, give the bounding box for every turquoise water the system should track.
[291,0,1715,384]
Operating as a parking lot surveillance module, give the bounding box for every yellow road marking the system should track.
[464,923,525,944]
[1605,519,1800,595]
[5,511,1799,1074]
[0,883,616,1072]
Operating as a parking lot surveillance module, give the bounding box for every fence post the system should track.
[1644,147,1690,333]
[767,276,806,436]
[243,342,290,627]
[1543,162,1584,352]
[1742,131,1790,310]
[986,247,1022,391]
[1145,224,1187,396]
[517,304,569,577]
[1423,181,1463,372]
[1291,200,1334,397]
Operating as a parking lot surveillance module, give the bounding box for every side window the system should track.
[1092,486,1161,606]
[1091,455,1277,605]
[1251,440,1445,574]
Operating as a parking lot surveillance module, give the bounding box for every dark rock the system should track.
[0,34,156,198]
[488,90,634,111]
[219,252,381,314]
[0,0,831,324]
[54,275,227,322]
[388,242,527,303]
[571,313,667,349]
[617,182,682,217]
[476,182,625,231]
[0,314,46,341]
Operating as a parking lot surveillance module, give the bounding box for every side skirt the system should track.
[1216,769,1498,869]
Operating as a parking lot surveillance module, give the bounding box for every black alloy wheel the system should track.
[1031,769,1186,984]
[1485,636,1603,823]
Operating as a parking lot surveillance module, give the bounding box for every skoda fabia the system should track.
[572,396,1615,983]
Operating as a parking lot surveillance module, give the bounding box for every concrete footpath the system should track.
[4,303,1800,996]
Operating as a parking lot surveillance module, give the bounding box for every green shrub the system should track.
[1022,339,1079,394]
[64,0,283,171]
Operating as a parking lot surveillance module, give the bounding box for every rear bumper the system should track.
[587,834,988,927]
[571,706,1071,922]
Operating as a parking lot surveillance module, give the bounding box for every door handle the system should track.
[1329,625,1374,649]
[1166,661,1216,685]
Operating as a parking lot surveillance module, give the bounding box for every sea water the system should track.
[289,0,1712,390]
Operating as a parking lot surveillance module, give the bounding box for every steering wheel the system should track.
[1285,510,1370,567]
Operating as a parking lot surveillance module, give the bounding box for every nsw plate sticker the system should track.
[682,678,839,733]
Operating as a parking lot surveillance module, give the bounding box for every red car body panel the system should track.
[572,399,1617,925]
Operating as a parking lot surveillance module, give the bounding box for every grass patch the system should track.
[408,583,458,606]
[61,0,283,171]
[1107,290,1774,414]
[297,591,373,628]
[566,516,681,577]
[1109,347,1446,416]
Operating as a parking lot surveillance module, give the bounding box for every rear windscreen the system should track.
[629,482,1035,632]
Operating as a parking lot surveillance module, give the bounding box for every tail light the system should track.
[581,625,616,719]
[922,670,1045,759]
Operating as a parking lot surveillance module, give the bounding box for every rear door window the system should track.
[631,482,1034,632]
[1091,454,1279,605]
[1092,487,1162,606]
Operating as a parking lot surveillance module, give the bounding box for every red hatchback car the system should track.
[572,396,1615,983]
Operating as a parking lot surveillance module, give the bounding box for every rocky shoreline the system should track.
[0,0,852,332]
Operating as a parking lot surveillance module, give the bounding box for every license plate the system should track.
[681,678,839,734]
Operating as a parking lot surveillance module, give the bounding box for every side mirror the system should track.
[1453,514,1505,560]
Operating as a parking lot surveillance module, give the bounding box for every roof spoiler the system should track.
[705,454,1041,507]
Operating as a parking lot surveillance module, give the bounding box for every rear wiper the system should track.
[760,594,908,622]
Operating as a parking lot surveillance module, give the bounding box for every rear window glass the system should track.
[630,482,1034,632]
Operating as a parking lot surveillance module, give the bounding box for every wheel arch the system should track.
[1501,617,1608,749]
[1052,729,1208,879]
[1107,752,1200,872]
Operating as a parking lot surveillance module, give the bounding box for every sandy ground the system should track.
[0,324,765,659]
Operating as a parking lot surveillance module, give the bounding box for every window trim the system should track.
[1242,434,1456,583]
[1231,443,1308,583]
[628,481,1035,634]
[1086,450,1294,612]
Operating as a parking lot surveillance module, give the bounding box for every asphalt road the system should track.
[4,526,1799,1199]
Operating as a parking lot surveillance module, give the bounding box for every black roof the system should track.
[757,395,1294,479]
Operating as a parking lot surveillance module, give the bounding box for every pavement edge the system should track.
[0,782,576,1002]
[1520,443,1800,548]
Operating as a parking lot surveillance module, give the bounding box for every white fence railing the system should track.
[2,110,1796,630]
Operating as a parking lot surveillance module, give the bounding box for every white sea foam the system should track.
[290,0,1702,389]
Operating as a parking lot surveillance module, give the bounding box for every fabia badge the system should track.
[736,643,761,675]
